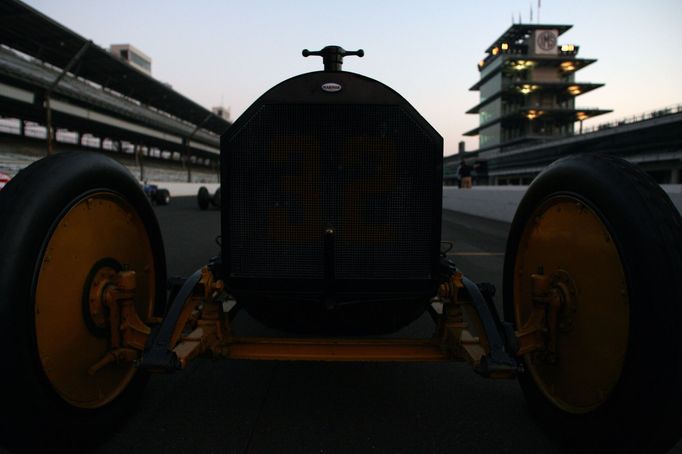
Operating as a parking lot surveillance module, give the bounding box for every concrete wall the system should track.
[149,182,220,197]
[443,185,682,223]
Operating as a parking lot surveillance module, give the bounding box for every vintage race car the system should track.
[0,46,680,453]
[142,182,171,205]
[197,185,220,210]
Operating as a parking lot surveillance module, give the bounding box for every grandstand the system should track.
[0,137,218,183]
[0,0,230,182]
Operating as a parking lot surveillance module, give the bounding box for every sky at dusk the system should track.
[24,0,682,156]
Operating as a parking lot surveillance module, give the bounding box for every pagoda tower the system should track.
[464,24,611,152]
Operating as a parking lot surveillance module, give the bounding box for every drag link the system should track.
[140,268,203,371]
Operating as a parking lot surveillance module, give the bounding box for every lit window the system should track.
[501,43,509,50]
[526,110,543,120]
[568,85,581,95]
[492,47,499,56]
[560,61,576,72]
[511,60,533,71]
[519,84,539,95]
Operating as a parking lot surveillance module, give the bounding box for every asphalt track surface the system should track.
[8,196,679,454]
[86,197,682,454]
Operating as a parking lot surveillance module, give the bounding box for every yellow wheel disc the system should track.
[514,195,629,414]
[34,192,156,409]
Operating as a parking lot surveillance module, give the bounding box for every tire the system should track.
[156,188,171,205]
[503,153,682,453]
[198,186,210,210]
[212,187,221,208]
[0,152,167,452]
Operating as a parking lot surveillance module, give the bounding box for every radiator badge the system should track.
[321,82,342,93]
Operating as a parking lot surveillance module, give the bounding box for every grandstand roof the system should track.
[0,0,230,135]
[0,45,220,152]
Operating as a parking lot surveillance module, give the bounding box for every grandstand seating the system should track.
[0,46,219,146]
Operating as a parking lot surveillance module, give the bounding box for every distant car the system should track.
[142,183,171,205]
[0,172,11,190]
[197,186,220,210]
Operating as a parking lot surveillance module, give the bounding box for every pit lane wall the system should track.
[156,183,682,216]
[443,185,682,223]
[149,182,220,197]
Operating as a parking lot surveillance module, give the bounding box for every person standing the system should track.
[459,159,472,189]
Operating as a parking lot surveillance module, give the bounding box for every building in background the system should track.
[444,22,682,186]
[464,24,610,153]
[110,44,152,75]
[212,106,231,122]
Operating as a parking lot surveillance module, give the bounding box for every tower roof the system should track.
[485,23,572,53]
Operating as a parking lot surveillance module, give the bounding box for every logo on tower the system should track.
[535,30,558,54]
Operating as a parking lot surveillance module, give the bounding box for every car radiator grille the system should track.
[226,104,438,280]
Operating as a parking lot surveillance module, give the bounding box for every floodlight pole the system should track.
[184,113,213,182]
[44,40,91,155]
[134,144,146,181]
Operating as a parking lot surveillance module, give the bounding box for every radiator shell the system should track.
[221,70,443,331]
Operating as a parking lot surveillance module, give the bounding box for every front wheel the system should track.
[156,188,171,205]
[503,153,682,453]
[212,187,221,207]
[197,186,210,210]
[0,152,167,451]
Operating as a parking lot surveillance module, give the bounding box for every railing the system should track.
[578,103,682,135]
[0,118,225,172]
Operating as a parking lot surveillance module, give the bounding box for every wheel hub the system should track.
[83,258,123,337]
[551,270,577,334]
